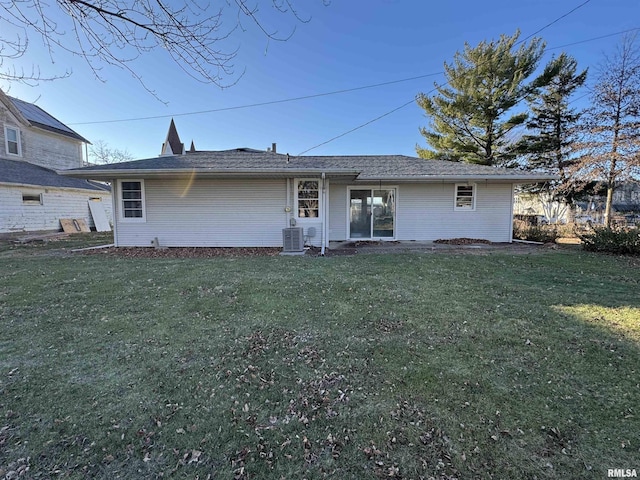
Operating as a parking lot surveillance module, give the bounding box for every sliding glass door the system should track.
[349,188,395,239]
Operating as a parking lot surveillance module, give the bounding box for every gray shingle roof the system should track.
[64,148,555,183]
[8,96,89,143]
[0,158,110,191]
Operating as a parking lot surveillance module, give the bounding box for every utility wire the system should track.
[517,0,591,45]
[68,73,442,125]
[297,100,416,155]
[68,8,637,143]
[298,0,599,155]
[549,27,640,50]
[69,24,638,128]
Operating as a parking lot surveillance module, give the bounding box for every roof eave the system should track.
[31,123,90,144]
[62,168,361,180]
[356,174,558,183]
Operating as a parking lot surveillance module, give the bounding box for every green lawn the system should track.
[0,237,638,479]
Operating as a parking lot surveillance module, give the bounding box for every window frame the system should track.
[22,192,43,205]
[454,183,476,211]
[295,178,321,220]
[118,179,146,223]
[4,125,22,156]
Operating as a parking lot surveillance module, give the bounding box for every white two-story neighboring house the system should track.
[0,89,112,233]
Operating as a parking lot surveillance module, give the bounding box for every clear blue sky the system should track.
[1,0,638,160]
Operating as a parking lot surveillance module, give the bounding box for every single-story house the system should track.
[64,124,553,252]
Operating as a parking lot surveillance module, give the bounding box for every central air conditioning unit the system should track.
[282,227,304,252]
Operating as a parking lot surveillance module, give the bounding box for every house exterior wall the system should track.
[328,182,514,243]
[328,183,348,240]
[0,184,112,233]
[114,178,290,247]
[19,128,84,170]
[112,178,516,247]
[1,109,84,170]
[395,183,514,242]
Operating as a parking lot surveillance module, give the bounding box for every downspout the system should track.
[111,179,119,247]
[509,183,515,243]
[321,172,326,256]
[286,178,291,227]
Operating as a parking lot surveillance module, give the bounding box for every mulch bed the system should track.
[79,246,284,258]
[434,238,492,245]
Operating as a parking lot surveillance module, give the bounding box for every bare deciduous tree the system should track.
[0,0,327,91]
[574,34,640,227]
[88,140,134,165]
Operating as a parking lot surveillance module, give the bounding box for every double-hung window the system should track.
[454,184,476,211]
[296,179,319,218]
[4,126,21,156]
[119,180,146,221]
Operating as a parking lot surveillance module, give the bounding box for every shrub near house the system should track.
[580,226,640,255]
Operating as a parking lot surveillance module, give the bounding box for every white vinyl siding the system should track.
[397,183,513,242]
[0,185,112,233]
[328,183,514,243]
[115,178,288,247]
[328,183,347,240]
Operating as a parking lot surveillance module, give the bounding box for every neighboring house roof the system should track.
[0,158,110,191]
[64,149,556,183]
[2,92,89,143]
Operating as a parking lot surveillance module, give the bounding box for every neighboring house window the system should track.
[119,180,146,221]
[22,193,43,205]
[4,126,21,156]
[296,179,319,218]
[454,184,476,211]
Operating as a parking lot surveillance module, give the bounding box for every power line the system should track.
[549,27,640,51]
[297,100,416,156]
[517,0,591,45]
[68,72,442,125]
[69,24,639,128]
[298,0,596,155]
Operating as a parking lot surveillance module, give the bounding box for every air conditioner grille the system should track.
[282,227,304,252]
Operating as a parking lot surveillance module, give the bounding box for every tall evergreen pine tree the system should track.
[416,31,548,166]
[517,53,587,204]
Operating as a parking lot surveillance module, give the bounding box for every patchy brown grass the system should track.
[1,234,639,478]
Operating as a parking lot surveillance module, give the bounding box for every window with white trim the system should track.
[454,184,476,211]
[119,180,146,221]
[4,126,21,156]
[296,179,319,218]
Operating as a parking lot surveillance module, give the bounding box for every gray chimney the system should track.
[272,143,277,153]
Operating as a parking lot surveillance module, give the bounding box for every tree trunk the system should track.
[604,185,614,228]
